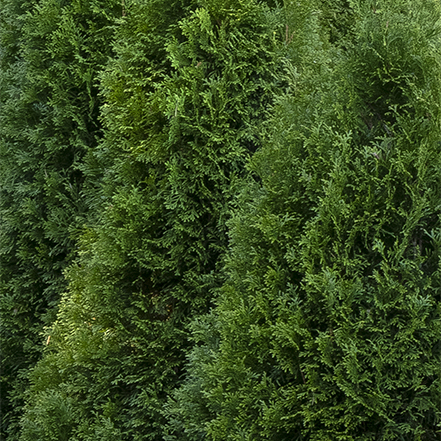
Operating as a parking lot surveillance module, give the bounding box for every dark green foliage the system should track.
[18,0,284,439]
[2,0,440,439]
[319,0,355,46]
[0,0,118,438]
[169,0,441,439]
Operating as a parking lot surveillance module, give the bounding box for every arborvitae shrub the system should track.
[0,0,118,438]
[169,0,441,439]
[18,0,284,439]
[165,1,329,438]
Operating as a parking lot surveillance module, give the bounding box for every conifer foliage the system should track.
[17,0,284,440]
[1,0,440,440]
[0,0,119,438]
[168,0,441,439]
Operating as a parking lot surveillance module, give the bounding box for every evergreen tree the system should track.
[18,0,285,439]
[0,0,119,438]
[0,0,30,436]
[169,0,441,439]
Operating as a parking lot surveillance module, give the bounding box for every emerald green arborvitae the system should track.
[18,0,284,439]
[169,0,441,439]
[0,0,119,438]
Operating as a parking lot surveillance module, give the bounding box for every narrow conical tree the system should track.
[0,0,119,438]
[169,0,441,439]
[165,2,329,438]
[18,0,285,439]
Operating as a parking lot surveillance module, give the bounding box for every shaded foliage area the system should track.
[0,0,119,438]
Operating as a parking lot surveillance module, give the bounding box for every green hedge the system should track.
[1,0,439,440]
[169,0,441,439]
[0,0,119,438]
[17,1,284,439]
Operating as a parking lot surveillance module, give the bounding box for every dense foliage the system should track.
[0,0,439,440]
[0,0,119,438]
[169,0,441,439]
[15,0,284,440]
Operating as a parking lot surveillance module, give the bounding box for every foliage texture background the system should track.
[0,0,119,437]
[0,0,440,440]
